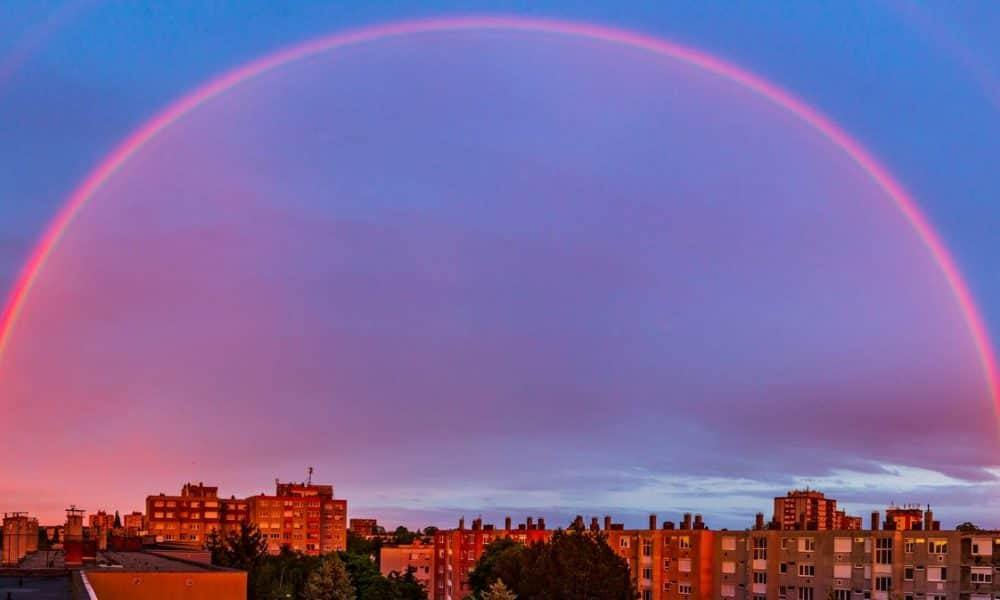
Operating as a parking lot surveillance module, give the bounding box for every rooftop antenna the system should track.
[307,466,313,486]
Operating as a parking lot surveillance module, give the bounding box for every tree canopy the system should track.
[469,529,636,599]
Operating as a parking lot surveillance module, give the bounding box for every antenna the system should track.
[307,466,313,486]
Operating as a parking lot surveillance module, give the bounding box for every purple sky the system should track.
[1,3,999,530]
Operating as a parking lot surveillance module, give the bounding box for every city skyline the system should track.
[1,2,999,530]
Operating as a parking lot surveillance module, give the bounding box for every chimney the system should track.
[870,512,880,531]
[538,517,545,530]
[649,514,657,530]
[663,520,675,530]
[924,507,934,530]
[932,520,940,531]
[459,517,465,530]
[505,517,512,530]
[526,517,534,530]
[694,514,704,530]
[755,513,765,530]
[590,517,600,532]
[472,518,482,531]
[682,513,692,530]
[573,515,584,530]
[604,515,612,530]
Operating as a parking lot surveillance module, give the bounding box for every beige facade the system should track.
[712,526,999,599]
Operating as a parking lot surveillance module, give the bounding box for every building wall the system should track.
[245,482,347,556]
[710,528,998,600]
[381,543,434,592]
[2,514,31,566]
[146,483,222,545]
[83,570,246,600]
[432,519,551,600]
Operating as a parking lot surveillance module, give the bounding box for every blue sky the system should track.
[0,1,998,528]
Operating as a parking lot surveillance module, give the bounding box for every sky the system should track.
[0,1,998,530]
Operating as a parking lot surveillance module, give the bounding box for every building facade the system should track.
[381,541,434,591]
[432,517,552,600]
[145,482,222,545]
[246,481,347,556]
[773,489,862,531]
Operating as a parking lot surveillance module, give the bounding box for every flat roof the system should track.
[0,576,72,600]
[89,552,212,572]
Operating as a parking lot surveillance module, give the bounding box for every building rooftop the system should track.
[0,576,72,600]
[92,551,213,572]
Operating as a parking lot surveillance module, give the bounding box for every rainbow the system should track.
[1,15,996,405]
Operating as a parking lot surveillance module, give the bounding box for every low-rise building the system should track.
[381,540,434,591]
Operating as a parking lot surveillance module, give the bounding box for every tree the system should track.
[387,567,427,600]
[481,580,516,600]
[956,522,981,532]
[303,555,355,600]
[468,538,524,594]
[469,529,635,600]
[213,522,269,571]
[113,511,122,529]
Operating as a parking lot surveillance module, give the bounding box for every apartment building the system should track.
[432,516,551,600]
[604,513,715,600]
[712,508,1000,600]
[246,480,347,556]
[773,489,862,531]
[220,497,249,537]
[381,540,434,590]
[145,482,222,544]
[122,511,144,536]
[350,518,379,537]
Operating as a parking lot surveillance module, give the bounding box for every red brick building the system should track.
[432,516,551,600]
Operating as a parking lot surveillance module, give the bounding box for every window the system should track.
[663,558,671,571]
[798,563,815,577]
[971,567,992,584]
[781,538,789,550]
[928,539,948,554]
[642,592,651,600]
[972,538,993,556]
[722,536,736,551]
[799,538,816,552]
[678,583,692,595]
[876,538,893,564]
[904,566,914,580]
[753,572,767,584]
[904,539,915,553]
[620,538,630,549]
[752,537,767,560]
[798,587,814,600]
[833,591,850,600]
[679,558,692,573]
[642,538,652,557]
[642,568,652,580]
[722,561,736,574]
[779,562,787,574]
[834,537,852,553]
[833,563,851,579]
[679,536,691,549]
[875,576,891,592]
[927,566,948,582]
[721,584,735,598]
